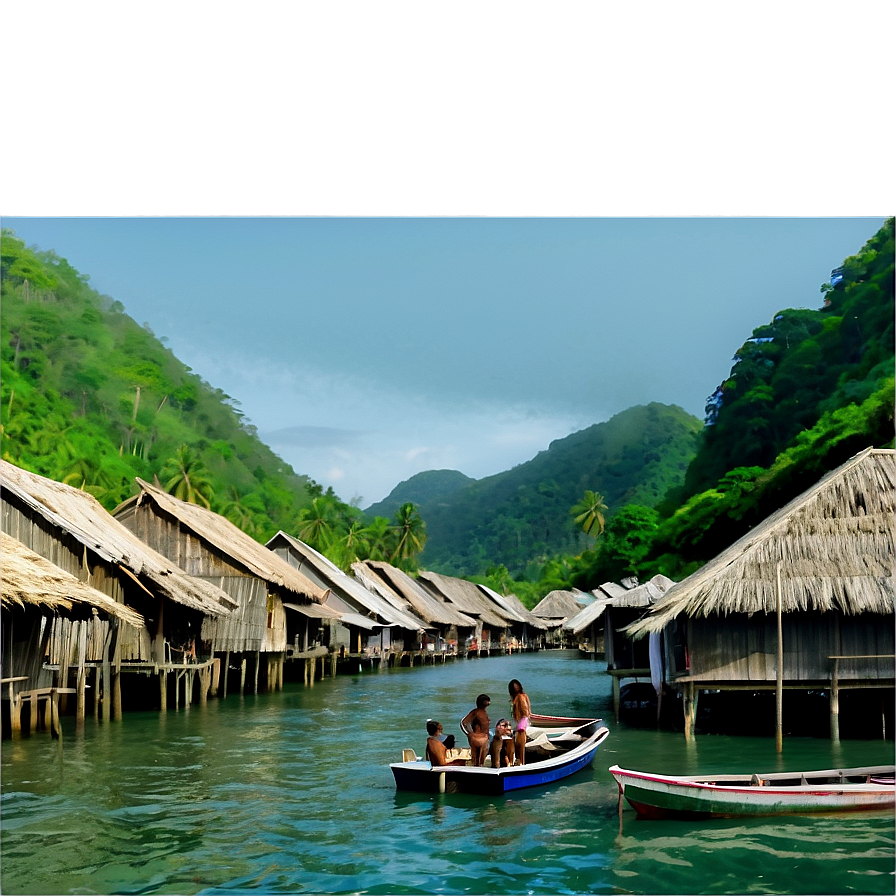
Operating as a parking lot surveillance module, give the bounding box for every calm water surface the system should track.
[2,651,893,895]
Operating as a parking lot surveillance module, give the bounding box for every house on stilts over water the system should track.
[114,478,340,692]
[627,447,895,747]
[1,460,237,730]
[266,530,429,669]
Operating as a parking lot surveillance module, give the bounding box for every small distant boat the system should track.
[392,727,610,795]
[609,764,896,819]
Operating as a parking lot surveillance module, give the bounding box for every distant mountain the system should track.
[386,403,702,578]
[364,469,474,518]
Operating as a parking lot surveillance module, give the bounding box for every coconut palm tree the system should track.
[571,489,608,537]
[159,444,214,508]
[296,495,340,551]
[391,502,427,569]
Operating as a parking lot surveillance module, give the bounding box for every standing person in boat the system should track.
[490,718,516,768]
[461,694,491,767]
[508,679,532,765]
[424,720,450,766]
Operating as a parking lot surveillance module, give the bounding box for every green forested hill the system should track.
[0,230,322,541]
[412,403,703,577]
[365,469,474,519]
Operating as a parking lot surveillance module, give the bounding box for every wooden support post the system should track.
[10,693,23,739]
[159,669,168,713]
[111,623,123,721]
[174,671,180,711]
[222,650,230,699]
[612,676,621,724]
[240,657,247,695]
[59,619,72,714]
[830,658,840,743]
[200,667,208,705]
[101,630,112,722]
[310,656,316,687]
[76,623,88,731]
[211,657,221,696]
[50,693,62,741]
[94,666,101,719]
[683,682,698,741]
[254,651,260,694]
[775,562,784,754]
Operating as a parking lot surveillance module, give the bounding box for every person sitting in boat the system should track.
[425,720,450,766]
[508,679,531,765]
[461,694,491,767]
[490,718,515,768]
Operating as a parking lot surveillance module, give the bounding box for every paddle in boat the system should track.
[392,726,610,795]
[609,764,896,819]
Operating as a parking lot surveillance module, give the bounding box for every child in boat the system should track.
[509,679,531,765]
[461,694,491,767]
[490,718,515,768]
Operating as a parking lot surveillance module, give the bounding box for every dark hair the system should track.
[426,720,441,736]
[509,679,525,695]
[476,693,491,709]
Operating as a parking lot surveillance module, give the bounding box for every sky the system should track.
[2,6,892,505]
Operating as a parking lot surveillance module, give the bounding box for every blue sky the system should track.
[3,6,892,504]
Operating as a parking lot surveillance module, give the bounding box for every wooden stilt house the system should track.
[2,532,144,738]
[531,590,593,646]
[416,571,527,653]
[351,560,477,662]
[266,531,427,664]
[628,447,895,746]
[114,479,339,693]
[1,460,237,721]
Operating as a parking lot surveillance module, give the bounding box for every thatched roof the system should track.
[476,584,551,630]
[2,461,236,617]
[592,581,631,600]
[416,571,513,629]
[2,532,145,626]
[531,589,592,621]
[351,561,477,628]
[122,479,327,603]
[266,532,427,631]
[628,447,896,637]
[564,574,676,634]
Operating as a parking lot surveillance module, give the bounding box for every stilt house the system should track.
[416,571,526,652]
[531,589,593,646]
[2,532,144,737]
[266,531,427,659]
[628,447,895,743]
[351,560,477,655]
[1,460,237,720]
[114,478,338,694]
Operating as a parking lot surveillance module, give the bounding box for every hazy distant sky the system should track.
[3,2,891,501]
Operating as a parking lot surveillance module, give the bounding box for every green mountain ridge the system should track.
[365,469,474,518]
[402,403,703,578]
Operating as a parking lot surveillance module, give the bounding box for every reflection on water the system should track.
[2,650,893,895]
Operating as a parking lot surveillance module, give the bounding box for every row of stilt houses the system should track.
[553,447,895,747]
[2,459,548,739]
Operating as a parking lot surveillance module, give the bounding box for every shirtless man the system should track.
[461,694,491,767]
[424,720,450,766]
[489,718,516,768]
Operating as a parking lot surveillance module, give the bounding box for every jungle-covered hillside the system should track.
[2,219,893,606]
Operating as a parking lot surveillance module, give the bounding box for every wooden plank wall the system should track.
[687,612,892,683]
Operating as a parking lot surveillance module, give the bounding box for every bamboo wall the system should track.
[681,611,894,684]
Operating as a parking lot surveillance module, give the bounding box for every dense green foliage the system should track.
[3,218,892,610]
[384,402,703,578]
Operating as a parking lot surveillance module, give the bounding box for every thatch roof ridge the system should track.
[266,532,427,631]
[532,589,590,620]
[1,461,235,617]
[1,532,145,626]
[129,479,326,602]
[356,561,477,628]
[495,591,551,630]
[416,570,512,628]
[628,448,895,636]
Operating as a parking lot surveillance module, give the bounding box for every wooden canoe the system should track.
[609,764,896,819]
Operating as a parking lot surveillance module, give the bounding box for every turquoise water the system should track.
[1,650,893,895]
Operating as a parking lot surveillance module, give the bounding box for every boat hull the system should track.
[610,765,896,819]
[392,728,609,795]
